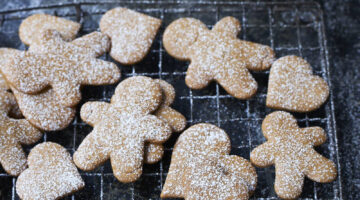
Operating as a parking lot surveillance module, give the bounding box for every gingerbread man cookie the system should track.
[144,79,187,164]
[250,111,337,199]
[2,30,120,107]
[19,13,80,46]
[73,76,172,183]
[100,7,162,65]
[266,55,329,112]
[161,123,257,200]
[163,17,275,99]
[0,72,41,176]
[16,142,84,200]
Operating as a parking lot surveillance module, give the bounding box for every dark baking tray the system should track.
[0,1,342,199]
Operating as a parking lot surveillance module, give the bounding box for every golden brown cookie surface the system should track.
[250,111,337,199]
[19,13,80,46]
[161,123,257,200]
[16,142,84,200]
[73,76,172,183]
[163,17,275,99]
[3,30,120,107]
[266,55,329,112]
[100,7,161,65]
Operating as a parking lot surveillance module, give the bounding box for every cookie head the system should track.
[16,142,84,200]
[19,13,80,46]
[163,17,275,99]
[266,55,329,112]
[161,123,257,199]
[100,7,162,65]
[250,111,337,199]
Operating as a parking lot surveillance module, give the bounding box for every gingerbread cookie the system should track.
[100,7,162,65]
[74,76,172,183]
[2,30,120,107]
[0,73,41,176]
[161,123,257,200]
[266,55,329,112]
[250,111,337,199]
[16,142,84,200]
[163,17,275,99]
[0,48,76,131]
[144,79,186,164]
[19,13,80,46]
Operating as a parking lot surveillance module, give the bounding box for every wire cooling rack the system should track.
[0,1,342,199]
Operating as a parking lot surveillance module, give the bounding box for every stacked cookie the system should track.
[0,6,336,200]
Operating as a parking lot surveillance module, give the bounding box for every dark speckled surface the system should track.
[0,0,358,199]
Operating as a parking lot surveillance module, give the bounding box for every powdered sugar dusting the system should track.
[266,55,329,112]
[161,123,257,200]
[16,142,84,200]
[74,76,172,183]
[250,111,337,199]
[163,16,275,99]
[100,7,161,65]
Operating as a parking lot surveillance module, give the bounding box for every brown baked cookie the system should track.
[161,123,257,200]
[266,55,329,112]
[144,79,187,164]
[19,13,80,46]
[16,142,84,200]
[2,30,120,107]
[73,76,172,183]
[100,7,162,65]
[0,48,76,131]
[163,17,275,99]
[0,74,41,176]
[250,111,337,199]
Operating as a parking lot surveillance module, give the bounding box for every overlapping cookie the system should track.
[74,76,185,182]
[0,67,41,176]
[100,7,162,65]
[19,13,80,46]
[163,17,275,99]
[266,55,329,112]
[250,111,337,199]
[16,142,84,200]
[161,123,257,200]
[3,30,120,107]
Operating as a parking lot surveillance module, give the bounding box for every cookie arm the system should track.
[301,127,327,146]
[215,60,258,99]
[305,149,337,183]
[80,102,111,127]
[52,80,82,107]
[0,143,27,176]
[212,16,241,38]
[13,119,42,145]
[140,115,172,143]
[79,59,120,86]
[71,32,110,57]
[144,143,164,164]
[250,142,275,167]
[154,106,186,132]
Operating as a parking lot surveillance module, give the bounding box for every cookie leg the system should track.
[215,61,257,99]
[111,142,144,183]
[14,119,42,145]
[274,162,304,199]
[0,144,27,176]
[305,150,337,183]
[73,133,109,171]
[144,143,164,164]
[52,81,82,107]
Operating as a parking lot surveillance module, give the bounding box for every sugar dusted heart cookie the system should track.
[19,13,80,46]
[100,7,162,65]
[250,111,337,199]
[3,30,120,107]
[266,55,329,112]
[74,76,173,183]
[161,123,257,200]
[16,142,84,200]
[163,17,275,99]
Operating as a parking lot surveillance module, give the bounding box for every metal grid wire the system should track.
[0,1,342,199]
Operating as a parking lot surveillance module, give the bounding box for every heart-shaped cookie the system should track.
[266,55,329,112]
[16,142,84,200]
